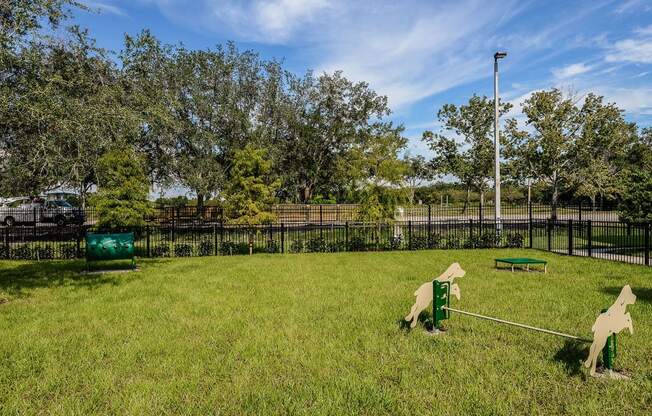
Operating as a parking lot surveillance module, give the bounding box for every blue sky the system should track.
[74,0,652,158]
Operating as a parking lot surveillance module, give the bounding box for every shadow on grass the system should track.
[397,311,433,332]
[601,286,652,304]
[0,258,169,299]
[553,340,589,377]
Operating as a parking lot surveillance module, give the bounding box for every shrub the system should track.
[265,239,279,253]
[388,235,403,250]
[410,235,429,250]
[479,232,499,248]
[289,240,304,253]
[428,234,442,249]
[36,245,54,260]
[219,241,248,255]
[198,240,214,256]
[327,241,346,252]
[444,236,462,249]
[307,237,328,253]
[153,244,170,257]
[505,233,524,248]
[60,244,78,259]
[12,245,34,260]
[348,236,367,251]
[174,243,193,257]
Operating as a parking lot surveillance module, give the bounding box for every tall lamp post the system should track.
[493,51,507,238]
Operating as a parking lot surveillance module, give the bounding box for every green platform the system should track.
[495,257,547,273]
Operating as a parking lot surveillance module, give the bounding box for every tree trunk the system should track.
[527,180,531,207]
[462,187,470,214]
[196,193,205,220]
[591,195,596,211]
[551,186,559,220]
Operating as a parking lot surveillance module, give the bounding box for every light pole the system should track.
[494,51,507,238]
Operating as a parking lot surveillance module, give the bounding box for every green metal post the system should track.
[432,280,450,330]
[600,308,617,371]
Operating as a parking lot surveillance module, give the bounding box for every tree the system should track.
[93,149,153,228]
[570,94,636,208]
[402,155,433,205]
[223,145,279,225]
[347,125,408,221]
[504,89,581,219]
[272,71,394,203]
[618,169,652,222]
[423,95,512,212]
[0,26,131,204]
[223,145,279,254]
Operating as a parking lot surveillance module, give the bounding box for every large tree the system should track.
[570,94,637,208]
[271,71,395,203]
[504,89,581,219]
[423,95,512,211]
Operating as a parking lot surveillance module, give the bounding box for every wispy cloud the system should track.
[606,25,652,64]
[83,1,126,16]
[552,62,593,79]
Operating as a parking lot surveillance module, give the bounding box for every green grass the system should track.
[1,250,651,415]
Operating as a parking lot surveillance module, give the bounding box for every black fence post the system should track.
[213,224,218,256]
[578,200,582,223]
[146,225,151,257]
[3,226,8,258]
[427,204,432,237]
[319,205,323,238]
[76,226,82,258]
[281,223,285,253]
[345,221,349,251]
[528,202,533,248]
[645,223,650,267]
[587,220,592,258]
[469,218,474,243]
[568,219,574,256]
[408,220,413,250]
[547,219,552,252]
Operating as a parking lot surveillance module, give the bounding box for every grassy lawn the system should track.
[1,250,651,415]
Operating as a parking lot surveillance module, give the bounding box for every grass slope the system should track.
[1,250,651,415]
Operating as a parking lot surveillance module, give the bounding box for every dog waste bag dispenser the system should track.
[86,232,136,268]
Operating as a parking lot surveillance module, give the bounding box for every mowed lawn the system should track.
[1,250,651,415]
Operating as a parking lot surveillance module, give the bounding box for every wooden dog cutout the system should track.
[584,285,636,377]
[405,263,465,328]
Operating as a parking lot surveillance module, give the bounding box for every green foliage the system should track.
[224,145,279,225]
[619,169,652,222]
[93,150,153,228]
[423,95,512,207]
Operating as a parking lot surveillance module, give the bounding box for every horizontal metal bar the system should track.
[442,306,593,343]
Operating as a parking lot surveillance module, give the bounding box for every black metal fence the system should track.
[0,201,621,227]
[2,218,649,266]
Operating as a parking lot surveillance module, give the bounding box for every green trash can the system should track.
[86,232,136,270]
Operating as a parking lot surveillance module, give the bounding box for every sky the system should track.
[73,0,652,160]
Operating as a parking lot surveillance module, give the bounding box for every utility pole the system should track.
[494,51,507,238]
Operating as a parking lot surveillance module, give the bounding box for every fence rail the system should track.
[2,218,649,267]
[0,201,621,227]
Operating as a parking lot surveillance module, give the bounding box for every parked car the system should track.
[0,199,85,226]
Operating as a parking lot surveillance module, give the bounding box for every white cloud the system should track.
[605,26,652,64]
[84,1,126,16]
[552,62,593,79]
[598,87,652,115]
[208,0,335,43]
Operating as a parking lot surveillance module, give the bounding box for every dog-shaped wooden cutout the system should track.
[584,285,636,377]
[405,263,465,328]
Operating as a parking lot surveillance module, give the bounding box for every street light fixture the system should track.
[494,51,507,238]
